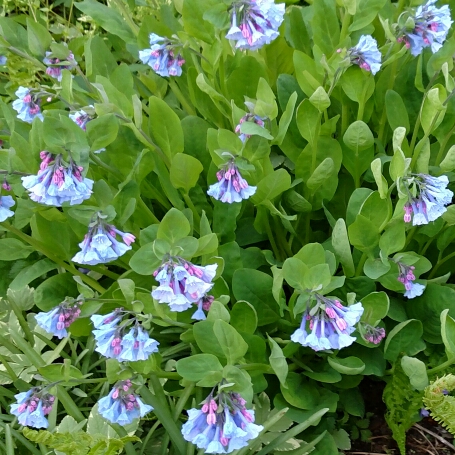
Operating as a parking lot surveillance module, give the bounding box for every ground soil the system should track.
[345,378,455,455]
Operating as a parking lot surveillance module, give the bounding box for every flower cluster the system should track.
[21,151,93,206]
[69,108,92,131]
[139,33,185,77]
[35,298,82,339]
[12,87,43,123]
[207,161,256,204]
[72,213,135,265]
[291,295,364,351]
[10,388,55,429]
[348,35,382,75]
[182,390,263,453]
[91,310,159,361]
[397,262,426,299]
[98,380,153,425]
[0,195,15,222]
[403,174,453,226]
[235,113,265,142]
[226,0,285,50]
[360,323,386,345]
[399,0,453,56]
[0,55,6,65]
[152,258,217,315]
[43,50,77,81]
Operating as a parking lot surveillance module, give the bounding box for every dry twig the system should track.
[413,423,455,452]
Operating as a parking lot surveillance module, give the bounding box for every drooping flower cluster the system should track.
[91,310,159,361]
[43,50,77,81]
[291,295,364,351]
[348,35,382,75]
[235,113,265,142]
[35,298,82,339]
[403,174,453,226]
[208,161,256,204]
[98,380,153,425]
[12,87,44,123]
[0,195,15,222]
[21,151,93,206]
[359,323,386,345]
[72,213,135,265]
[152,257,217,315]
[10,388,55,429]
[226,0,285,50]
[139,33,185,77]
[399,0,453,56]
[69,108,92,131]
[397,263,426,299]
[182,389,263,454]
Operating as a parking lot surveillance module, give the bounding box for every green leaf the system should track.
[157,208,191,244]
[384,319,423,362]
[379,221,406,256]
[170,153,203,192]
[0,238,33,260]
[213,320,249,365]
[343,121,374,152]
[176,354,223,382]
[332,219,355,277]
[348,215,380,253]
[86,114,119,152]
[349,0,387,32]
[255,78,278,120]
[306,157,334,192]
[371,158,388,198]
[274,92,298,146]
[281,372,318,410]
[239,122,273,140]
[309,86,331,112]
[9,259,57,290]
[327,357,365,375]
[252,169,292,204]
[232,269,280,325]
[26,18,51,56]
[7,286,35,311]
[421,85,447,135]
[440,145,455,172]
[34,273,78,311]
[268,335,288,386]
[207,301,230,323]
[75,0,136,43]
[401,356,428,390]
[385,90,410,132]
[406,284,455,344]
[282,257,309,290]
[441,309,455,358]
[149,96,184,160]
[230,301,258,334]
[296,99,320,145]
[312,0,340,55]
[129,243,162,276]
[360,291,389,326]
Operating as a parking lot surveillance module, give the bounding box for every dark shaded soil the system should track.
[345,378,455,455]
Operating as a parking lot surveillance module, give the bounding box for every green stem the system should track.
[8,298,35,346]
[0,354,18,381]
[428,251,455,279]
[182,193,201,230]
[168,79,196,116]
[264,214,282,261]
[112,424,137,455]
[89,151,123,179]
[8,46,46,70]
[139,377,186,455]
[1,222,106,294]
[139,420,161,455]
[427,356,455,375]
[378,59,398,146]
[355,253,368,277]
[218,56,227,99]
[339,11,351,44]
[173,383,195,419]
